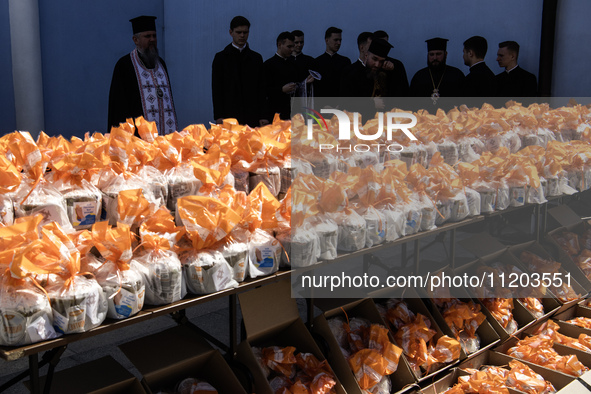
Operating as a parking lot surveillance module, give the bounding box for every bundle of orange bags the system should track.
[438,299,487,354]
[566,316,591,330]
[444,360,555,394]
[553,228,591,282]
[533,320,591,353]
[382,299,460,377]
[254,346,337,394]
[506,333,588,376]
[520,251,580,302]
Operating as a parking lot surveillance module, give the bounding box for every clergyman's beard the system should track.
[429,60,446,72]
[138,46,159,69]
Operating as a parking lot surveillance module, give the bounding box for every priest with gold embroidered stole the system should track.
[108,16,177,135]
[410,37,465,98]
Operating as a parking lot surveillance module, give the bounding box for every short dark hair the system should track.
[291,30,304,38]
[276,31,295,46]
[499,40,520,57]
[373,30,389,41]
[357,32,373,48]
[230,16,250,30]
[463,36,488,59]
[325,27,342,39]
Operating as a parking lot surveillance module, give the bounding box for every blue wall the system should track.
[0,1,16,135]
[37,1,163,138]
[1,1,589,138]
[553,0,591,97]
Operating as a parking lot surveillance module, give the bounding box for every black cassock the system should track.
[212,43,266,127]
[290,53,316,83]
[410,65,465,97]
[313,52,351,97]
[340,60,401,122]
[107,54,173,132]
[384,57,410,97]
[465,62,496,97]
[495,66,538,97]
[264,54,298,120]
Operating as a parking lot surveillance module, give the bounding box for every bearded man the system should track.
[340,38,397,122]
[410,37,465,97]
[108,15,177,135]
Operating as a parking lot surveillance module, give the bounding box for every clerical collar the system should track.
[325,50,336,57]
[470,60,484,69]
[232,42,246,52]
[276,52,287,60]
[506,65,518,73]
[358,57,366,67]
[293,53,302,58]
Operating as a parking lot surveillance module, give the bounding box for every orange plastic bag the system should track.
[177,196,242,250]
[117,188,157,229]
[243,182,281,232]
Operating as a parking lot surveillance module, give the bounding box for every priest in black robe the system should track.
[495,41,538,97]
[289,30,316,83]
[264,32,301,120]
[410,37,465,98]
[314,27,351,97]
[340,38,397,121]
[372,31,409,97]
[463,36,496,97]
[212,16,267,127]
[108,16,177,135]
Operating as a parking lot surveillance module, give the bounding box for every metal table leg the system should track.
[29,354,39,394]
[230,293,238,355]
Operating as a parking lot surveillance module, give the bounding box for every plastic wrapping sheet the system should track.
[56,179,102,230]
[14,180,72,232]
[46,275,108,334]
[166,164,203,212]
[0,275,58,346]
[276,225,320,269]
[249,166,281,198]
[329,209,367,253]
[131,249,185,305]
[0,194,14,226]
[181,249,238,295]
[247,228,281,278]
[94,261,145,320]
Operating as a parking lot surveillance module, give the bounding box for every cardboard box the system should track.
[453,235,538,340]
[236,280,347,394]
[369,289,462,383]
[27,355,145,394]
[421,350,572,394]
[555,379,589,394]
[494,327,591,375]
[545,204,591,292]
[119,325,247,394]
[508,240,582,314]
[418,276,501,360]
[554,304,591,336]
[312,298,417,393]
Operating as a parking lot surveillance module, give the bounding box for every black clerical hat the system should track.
[368,38,393,58]
[130,16,157,34]
[426,37,448,51]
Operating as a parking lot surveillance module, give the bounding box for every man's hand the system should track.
[282,82,297,94]
[305,75,314,84]
[383,60,394,71]
[259,119,270,126]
